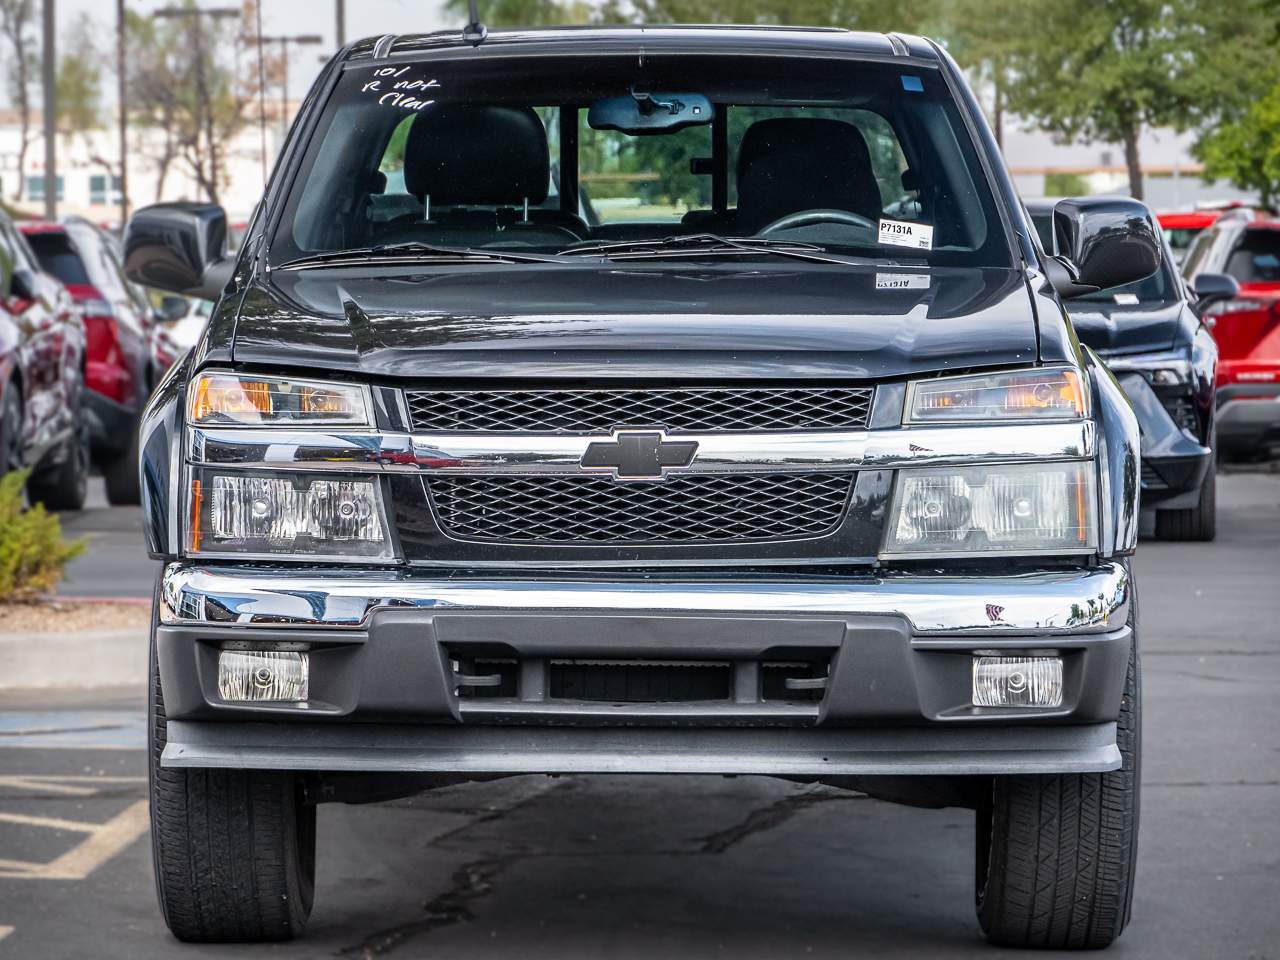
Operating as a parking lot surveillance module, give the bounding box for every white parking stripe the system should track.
[0,800,148,881]
[0,925,13,941]
[0,775,144,797]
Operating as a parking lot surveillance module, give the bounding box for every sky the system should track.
[24,0,455,104]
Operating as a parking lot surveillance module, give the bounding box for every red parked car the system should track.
[0,209,89,509]
[19,217,158,503]
[1182,217,1280,457]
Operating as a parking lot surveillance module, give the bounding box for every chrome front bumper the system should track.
[160,561,1131,635]
[156,561,1132,775]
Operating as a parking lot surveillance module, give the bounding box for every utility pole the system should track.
[153,6,239,203]
[117,0,128,227]
[336,0,345,47]
[41,0,56,220]
[261,35,324,141]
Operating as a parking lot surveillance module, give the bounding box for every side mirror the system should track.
[157,294,190,323]
[1190,272,1239,313]
[1045,197,1162,299]
[123,202,233,301]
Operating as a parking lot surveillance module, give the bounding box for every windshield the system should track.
[1227,228,1280,283]
[272,52,1011,268]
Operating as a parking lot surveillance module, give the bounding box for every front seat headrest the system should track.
[403,105,550,206]
[735,118,883,233]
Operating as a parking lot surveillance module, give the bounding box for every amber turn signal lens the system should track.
[188,373,370,427]
[191,375,275,423]
[907,368,1087,422]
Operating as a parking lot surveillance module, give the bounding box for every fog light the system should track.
[972,656,1062,708]
[217,651,309,702]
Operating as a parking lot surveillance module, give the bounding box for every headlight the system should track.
[905,368,1086,423]
[189,372,372,427]
[188,469,392,560]
[1104,349,1191,386]
[882,462,1096,558]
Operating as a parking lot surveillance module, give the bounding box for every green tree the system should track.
[1195,84,1280,208]
[56,13,103,135]
[123,1,260,204]
[988,0,1269,199]
[0,0,37,203]
[441,0,591,27]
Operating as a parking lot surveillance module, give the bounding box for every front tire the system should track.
[0,384,23,477]
[149,604,315,942]
[28,419,89,511]
[975,626,1141,949]
[1155,465,1216,542]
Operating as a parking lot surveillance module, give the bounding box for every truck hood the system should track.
[227,262,1039,380]
[1065,299,1184,356]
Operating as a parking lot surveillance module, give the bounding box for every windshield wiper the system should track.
[277,241,568,270]
[562,233,873,266]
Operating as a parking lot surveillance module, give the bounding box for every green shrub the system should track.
[0,470,85,603]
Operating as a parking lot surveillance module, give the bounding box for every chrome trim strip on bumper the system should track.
[188,420,1096,475]
[159,559,1130,636]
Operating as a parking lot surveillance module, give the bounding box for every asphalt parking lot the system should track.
[1,470,1277,959]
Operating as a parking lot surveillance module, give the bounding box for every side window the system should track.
[1181,229,1214,279]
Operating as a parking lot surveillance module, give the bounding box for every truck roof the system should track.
[344,25,940,63]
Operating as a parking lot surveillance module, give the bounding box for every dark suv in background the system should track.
[1026,199,1233,539]
[20,217,155,504]
[0,208,88,508]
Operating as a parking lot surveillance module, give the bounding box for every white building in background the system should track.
[0,106,292,228]
[998,120,1258,210]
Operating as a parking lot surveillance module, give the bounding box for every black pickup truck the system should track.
[125,25,1155,949]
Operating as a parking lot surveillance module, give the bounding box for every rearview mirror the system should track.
[1190,272,1239,313]
[588,89,713,135]
[123,202,233,301]
[1044,197,1162,299]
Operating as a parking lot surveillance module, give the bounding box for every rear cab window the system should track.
[25,231,93,286]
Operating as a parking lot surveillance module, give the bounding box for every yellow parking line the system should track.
[0,925,13,941]
[0,800,148,881]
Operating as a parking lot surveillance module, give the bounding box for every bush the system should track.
[0,470,85,603]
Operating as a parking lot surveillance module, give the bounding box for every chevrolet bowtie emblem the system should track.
[580,430,699,480]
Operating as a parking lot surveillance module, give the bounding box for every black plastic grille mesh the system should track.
[406,387,874,433]
[1140,463,1168,490]
[428,473,855,543]
[1160,394,1198,434]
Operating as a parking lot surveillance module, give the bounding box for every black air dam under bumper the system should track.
[161,720,1121,776]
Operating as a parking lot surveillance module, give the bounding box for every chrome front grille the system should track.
[405,386,874,433]
[427,473,855,544]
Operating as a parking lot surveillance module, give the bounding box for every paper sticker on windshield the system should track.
[878,218,934,251]
[876,272,930,290]
[1113,292,1140,305]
